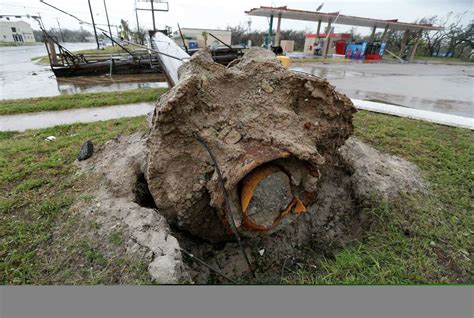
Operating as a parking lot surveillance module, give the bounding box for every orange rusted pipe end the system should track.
[240,164,307,232]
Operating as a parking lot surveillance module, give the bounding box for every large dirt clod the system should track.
[76,133,188,283]
[146,48,357,242]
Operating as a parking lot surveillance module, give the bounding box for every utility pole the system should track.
[87,0,100,49]
[150,0,156,31]
[134,0,141,43]
[103,0,114,46]
[265,14,273,49]
[136,0,169,33]
[56,18,64,42]
[135,9,142,44]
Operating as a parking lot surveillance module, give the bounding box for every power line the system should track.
[0,2,91,16]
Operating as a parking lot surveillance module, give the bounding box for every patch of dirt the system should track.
[75,133,188,283]
[74,133,425,284]
[339,137,426,202]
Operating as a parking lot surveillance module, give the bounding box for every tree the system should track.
[120,19,130,41]
[33,28,92,42]
[227,24,307,50]
[419,12,472,59]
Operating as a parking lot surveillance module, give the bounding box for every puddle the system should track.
[0,44,168,100]
[56,74,168,94]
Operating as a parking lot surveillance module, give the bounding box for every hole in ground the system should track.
[134,173,157,209]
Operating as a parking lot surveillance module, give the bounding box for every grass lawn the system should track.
[0,116,151,284]
[0,88,166,115]
[285,111,473,284]
[0,112,472,284]
[413,56,472,65]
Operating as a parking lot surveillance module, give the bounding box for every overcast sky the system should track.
[1,0,472,35]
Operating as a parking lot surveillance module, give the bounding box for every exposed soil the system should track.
[75,132,425,283]
[75,133,188,283]
[146,47,356,242]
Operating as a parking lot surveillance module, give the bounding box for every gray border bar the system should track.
[1,286,473,318]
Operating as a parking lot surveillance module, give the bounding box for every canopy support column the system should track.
[322,19,332,58]
[369,25,377,43]
[408,30,423,62]
[265,14,274,49]
[381,25,389,42]
[275,13,282,46]
[399,29,410,56]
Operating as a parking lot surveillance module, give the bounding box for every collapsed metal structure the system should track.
[41,29,162,77]
[245,5,443,60]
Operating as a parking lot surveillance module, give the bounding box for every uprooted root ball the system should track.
[146,47,356,242]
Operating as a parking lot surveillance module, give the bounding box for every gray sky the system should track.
[0,0,472,35]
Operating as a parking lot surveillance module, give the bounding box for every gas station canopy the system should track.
[245,6,442,32]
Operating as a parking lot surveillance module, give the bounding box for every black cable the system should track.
[179,248,237,284]
[193,133,256,278]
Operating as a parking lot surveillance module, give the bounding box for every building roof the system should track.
[245,6,442,32]
[175,28,231,33]
[305,33,351,39]
[0,20,32,27]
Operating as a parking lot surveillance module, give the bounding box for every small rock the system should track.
[258,249,265,256]
[261,79,274,93]
[429,241,436,247]
[45,136,56,142]
[223,128,241,144]
[78,140,94,161]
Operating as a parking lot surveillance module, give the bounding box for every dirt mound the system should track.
[339,137,427,201]
[146,47,356,242]
[76,133,188,283]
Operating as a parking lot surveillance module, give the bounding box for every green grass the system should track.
[0,116,152,284]
[0,88,166,115]
[413,55,472,65]
[285,111,473,284]
[73,45,132,55]
[0,111,472,284]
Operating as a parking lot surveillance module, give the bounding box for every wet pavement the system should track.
[0,43,168,100]
[0,103,154,132]
[291,62,474,118]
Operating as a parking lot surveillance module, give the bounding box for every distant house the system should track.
[0,20,36,43]
[171,28,231,49]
